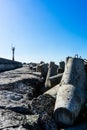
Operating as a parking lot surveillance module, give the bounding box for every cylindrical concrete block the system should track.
[36,63,48,78]
[44,84,60,99]
[59,61,65,70]
[57,61,65,74]
[60,57,86,88]
[54,84,85,125]
[46,73,63,88]
[45,62,58,89]
[54,57,86,125]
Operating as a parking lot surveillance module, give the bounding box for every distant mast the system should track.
[12,46,15,61]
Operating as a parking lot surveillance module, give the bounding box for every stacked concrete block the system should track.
[54,57,86,125]
[44,84,60,99]
[58,61,65,73]
[36,62,48,80]
[45,62,58,89]
[45,73,63,88]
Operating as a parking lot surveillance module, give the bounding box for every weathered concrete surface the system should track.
[28,94,58,130]
[39,114,58,130]
[44,84,60,99]
[0,66,43,96]
[54,57,86,125]
[58,61,65,73]
[60,57,86,88]
[0,57,86,129]
[0,66,45,130]
[28,94,55,116]
[36,62,48,80]
[54,85,85,125]
[59,61,65,70]
[45,62,58,89]
[60,104,87,129]
[0,90,30,114]
[0,57,22,72]
[0,66,44,112]
[0,66,41,85]
[0,109,40,130]
[0,67,43,115]
[46,73,63,88]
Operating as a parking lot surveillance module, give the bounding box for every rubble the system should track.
[28,94,55,116]
[0,109,40,130]
[28,94,58,130]
[39,113,58,130]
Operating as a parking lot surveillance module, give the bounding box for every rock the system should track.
[9,82,35,100]
[0,90,30,114]
[2,126,27,130]
[39,113,58,130]
[28,94,57,130]
[28,94,55,116]
[0,108,40,130]
[23,114,41,130]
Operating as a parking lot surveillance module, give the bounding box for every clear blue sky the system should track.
[0,0,87,63]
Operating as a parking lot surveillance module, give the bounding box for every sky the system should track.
[0,0,87,63]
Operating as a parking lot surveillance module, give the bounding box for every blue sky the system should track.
[0,0,87,63]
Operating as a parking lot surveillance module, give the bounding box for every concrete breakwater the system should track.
[0,57,22,72]
[0,57,87,130]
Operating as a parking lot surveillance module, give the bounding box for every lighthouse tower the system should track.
[12,47,15,61]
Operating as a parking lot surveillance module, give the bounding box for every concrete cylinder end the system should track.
[54,107,75,125]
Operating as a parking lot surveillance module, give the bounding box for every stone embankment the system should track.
[0,57,87,130]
